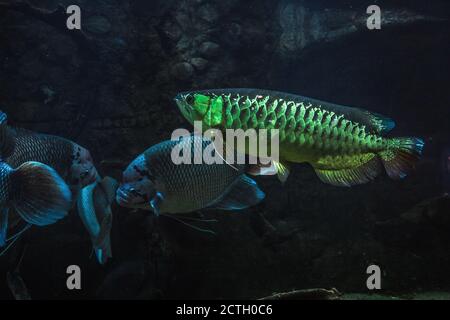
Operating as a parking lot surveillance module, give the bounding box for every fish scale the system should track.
[220,92,382,157]
[144,136,247,213]
[0,163,12,204]
[5,128,74,180]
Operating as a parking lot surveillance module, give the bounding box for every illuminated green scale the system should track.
[197,90,391,166]
[176,89,424,186]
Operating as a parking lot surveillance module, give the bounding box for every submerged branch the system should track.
[259,288,342,300]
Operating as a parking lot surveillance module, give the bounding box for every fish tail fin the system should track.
[95,237,112,265]
[11,162,72,226]
[378,137,424,180]
[94,226,113,265]
[0,111,15,159]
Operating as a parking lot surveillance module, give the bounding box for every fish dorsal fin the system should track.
[209,175,265,211]
[363,110,396,134]
[0,111,16,159]
[318,102,395,134]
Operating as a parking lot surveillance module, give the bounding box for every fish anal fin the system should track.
[314,155,382,187]
[209,175,265,211]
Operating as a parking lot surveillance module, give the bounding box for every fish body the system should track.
[77,176,118,265]
[175,89,424,186]
[0,112,72,247]
[116,135,264,215]
[5,127,99,193]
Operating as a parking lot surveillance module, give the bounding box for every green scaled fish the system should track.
[175,89,424,186]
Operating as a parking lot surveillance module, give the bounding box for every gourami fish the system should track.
[0,113,72,247]
[77,176,118,265]
[175,89,424,186]
[0,110,98,255]
[116,135,265,216]
[2,120,99,194]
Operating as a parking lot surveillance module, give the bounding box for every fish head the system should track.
[116,154,155,210]
[69,145,100,191]
[174,91,224,127]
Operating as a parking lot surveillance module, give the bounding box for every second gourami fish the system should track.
[0,113,72,246]
[116,135,265,215]
[77,176,118,265]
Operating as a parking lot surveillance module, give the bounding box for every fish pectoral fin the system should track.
[12,162,71,226]
[247,156,278,176]
[248,158,290,182]
[150,192,165,217]
[313,155,383,187]
[273,160,291,184]
[209,175,265,211]
[0,208,9,247]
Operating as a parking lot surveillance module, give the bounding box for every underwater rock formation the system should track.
[275,0,441,61]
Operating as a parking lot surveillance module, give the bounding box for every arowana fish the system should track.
[175,89,424,186]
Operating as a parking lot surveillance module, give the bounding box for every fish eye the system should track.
[80,170,89,179]
[185,95,195,105]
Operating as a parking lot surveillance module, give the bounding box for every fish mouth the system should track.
[116,187,148,208]
[173,93,184,108]
[87,168,100,185]
[174,93,194,123]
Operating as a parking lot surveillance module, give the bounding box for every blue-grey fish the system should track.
[77,176,118,265]
[1,114,99,194]
[0,112,72,247]
[116,135,265,215]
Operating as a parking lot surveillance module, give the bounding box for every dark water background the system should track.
[0,0,449,299]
